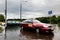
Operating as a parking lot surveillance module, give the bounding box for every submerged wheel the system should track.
[35,28,40,33]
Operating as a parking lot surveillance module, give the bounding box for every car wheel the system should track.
[35,28,40,33]
[49,31,52,33]
[21,26,25,30]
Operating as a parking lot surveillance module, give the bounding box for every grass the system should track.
[0,27,4,33]
[58,23,60,27]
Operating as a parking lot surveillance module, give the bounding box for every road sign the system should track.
[48,10,52,15]
[48,10,52,24]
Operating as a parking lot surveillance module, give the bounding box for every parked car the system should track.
[20,19,54,33]
[7,20,20,26]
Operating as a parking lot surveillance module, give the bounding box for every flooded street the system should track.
[0,24,60,40]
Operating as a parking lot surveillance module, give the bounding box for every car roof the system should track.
[23,19,41,23]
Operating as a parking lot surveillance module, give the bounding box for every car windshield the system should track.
[23,20,32,23]
[23,20,41,23]
[33,20,41,23]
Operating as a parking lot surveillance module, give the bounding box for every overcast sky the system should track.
[0,0,60,19]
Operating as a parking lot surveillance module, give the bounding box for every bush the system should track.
[0,27,3,33]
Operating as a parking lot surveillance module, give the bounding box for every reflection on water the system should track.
[19,30,54,40]
[0,24,60,40]
[4,26,20,40]
[58,24,60,30]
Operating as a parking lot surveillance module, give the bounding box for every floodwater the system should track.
[0,24,60,40]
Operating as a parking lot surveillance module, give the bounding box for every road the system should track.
[0,24,60,40]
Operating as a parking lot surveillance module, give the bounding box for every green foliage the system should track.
[36,17,49,23]
[0,14,60,24]
[57,16,60,24]
[0,14,4,22]
[36,15,57,24]
[0,27,3,33]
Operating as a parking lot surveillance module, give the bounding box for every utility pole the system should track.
[50,14,51,24]
[5,0,7,27]
[20,0,22,21]
[48,10,52,24]
[4,0,7,40]
[20,0,27,21]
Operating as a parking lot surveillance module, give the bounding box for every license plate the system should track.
[28,24,32,27]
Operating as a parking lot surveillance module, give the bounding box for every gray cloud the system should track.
[0,0,60,19]
[0,0,4,13]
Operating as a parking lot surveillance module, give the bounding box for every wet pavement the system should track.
[0,24,60,40]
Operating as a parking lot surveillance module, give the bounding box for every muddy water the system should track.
[0,24,60,40]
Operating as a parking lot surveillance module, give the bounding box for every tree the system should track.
[36,15,57,24]
[57,16,60,24]
[51,15,57,24]
[0,14,4,22]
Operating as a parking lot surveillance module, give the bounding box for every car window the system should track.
[23,20,32,23]
[23,21,32,23]
[7,21,20,23]
[33,20,41,23]
[16,21,20,23]
[23,20,41,23]
[8,21,12,23]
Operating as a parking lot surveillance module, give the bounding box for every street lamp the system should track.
[48,10,52,24]
[5,0,7,27]
[20,0,27,21]
[4,0,7,39]
[20,0,22,21]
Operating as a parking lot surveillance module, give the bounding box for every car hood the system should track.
[40,23,53,27]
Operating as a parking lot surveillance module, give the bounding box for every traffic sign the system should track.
[48,10,52,15]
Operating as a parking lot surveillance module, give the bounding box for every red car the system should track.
[20,19,54,33]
